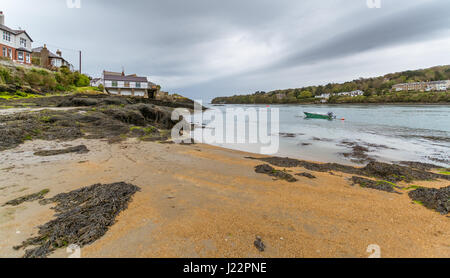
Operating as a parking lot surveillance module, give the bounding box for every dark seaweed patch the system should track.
[14,182,140,258]
[255,164,297,183]
[408,186,450,215]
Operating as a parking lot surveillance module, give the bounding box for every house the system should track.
[97,70,160,98]
[0,11,33,65]
[32,45,74,71]
[90,77,103,87]
[315,93,330,99]
[349,90,364,96]
[393,80,450,92]
[336,90,364,97]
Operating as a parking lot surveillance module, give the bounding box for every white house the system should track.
[393,80,449,92]
[336,90,364,97]
[96,70,159,98]
[90,78,103,87]
[0,11,33,65]
[315,93,331,99]
[349,90,364,96]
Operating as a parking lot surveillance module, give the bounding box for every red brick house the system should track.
[0,11,33,65]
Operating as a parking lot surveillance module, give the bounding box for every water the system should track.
[193,104,450,167]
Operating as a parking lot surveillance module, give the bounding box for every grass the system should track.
[439,171,450,175]
[413,200,424,206]
[39,116,52,123]
[0,91,40,100]
[72,86,104,95]
[130,126,157,134]
[403,185,422,190]
[377,180,398,187]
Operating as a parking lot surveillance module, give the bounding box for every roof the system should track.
[103,71,148,82]
[32,46,59,58]
[32,46,70,63]
[0,24,33,41]
[16,47,32,53]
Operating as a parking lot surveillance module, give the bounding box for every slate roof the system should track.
[0,24,33,41]
[103,71,148,83]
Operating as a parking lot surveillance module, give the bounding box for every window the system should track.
[125,81,130,87]
[135,82,141,88]
[18,51,24,61]
[26,53,30,63]
[20,38,27,47]
[112,81,118,87]
[3,31,11,42]
[7,48,12,58]
[2,47,5,57]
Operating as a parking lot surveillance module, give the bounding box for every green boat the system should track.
[304,112,336,120]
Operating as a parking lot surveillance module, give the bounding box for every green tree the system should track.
[298,90,312,99]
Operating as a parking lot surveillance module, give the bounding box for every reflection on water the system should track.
[197,104,450,167]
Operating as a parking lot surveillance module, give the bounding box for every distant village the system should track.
[0,11,166,100]
[314,80,450,103]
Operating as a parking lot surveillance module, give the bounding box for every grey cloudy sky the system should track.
[2,0,450,101]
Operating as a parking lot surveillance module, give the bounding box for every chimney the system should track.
[0,11,4,26]
[56,49,62,57]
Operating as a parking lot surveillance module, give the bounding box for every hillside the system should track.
[0,58,92,100]
[212,65,450,104]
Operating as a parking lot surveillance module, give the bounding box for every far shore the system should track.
[210,102,450,106]
[1,138,449,258]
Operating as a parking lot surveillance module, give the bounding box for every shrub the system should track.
[0,68,13,84]
[76,74,90,87]
[24,71,42,87]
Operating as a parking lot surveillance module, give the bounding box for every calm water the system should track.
[193,104,450,167]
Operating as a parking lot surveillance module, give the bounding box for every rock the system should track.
[59,97,99,107]
[102,108,146,126]
[279,133,296,138]
[351,176,400,194]
[255,164,297,182]
[408,186,450,215]
[247,157,450,183]
[361,161,448,183]
[2,189,50,207]
[396,161,441,171]
[254,236,265,252]
[296,172,316,179]
[34,145,89,156]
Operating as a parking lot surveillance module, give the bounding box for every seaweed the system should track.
[13,182,140,258]
[2,189,50,207]
[408,186,450,215]
[254,164,297,183]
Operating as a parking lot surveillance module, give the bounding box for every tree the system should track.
[298,90,312,99]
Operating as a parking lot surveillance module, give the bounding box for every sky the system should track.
[2,0,450,101]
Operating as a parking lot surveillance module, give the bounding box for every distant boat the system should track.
[304,112,336,120]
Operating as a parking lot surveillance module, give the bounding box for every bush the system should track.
[0,68,13,84]
[24,71,42,87]
[75,74,90,87]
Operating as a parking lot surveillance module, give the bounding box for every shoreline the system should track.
[1,138,449,258]
[210,102,450,106]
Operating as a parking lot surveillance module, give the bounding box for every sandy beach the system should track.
[0,138,449,258]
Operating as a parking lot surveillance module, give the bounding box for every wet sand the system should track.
[0,138,449,258]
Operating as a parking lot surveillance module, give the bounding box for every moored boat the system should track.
[304,112,336,120]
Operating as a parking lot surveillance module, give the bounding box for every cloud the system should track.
[1,0,449,100]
